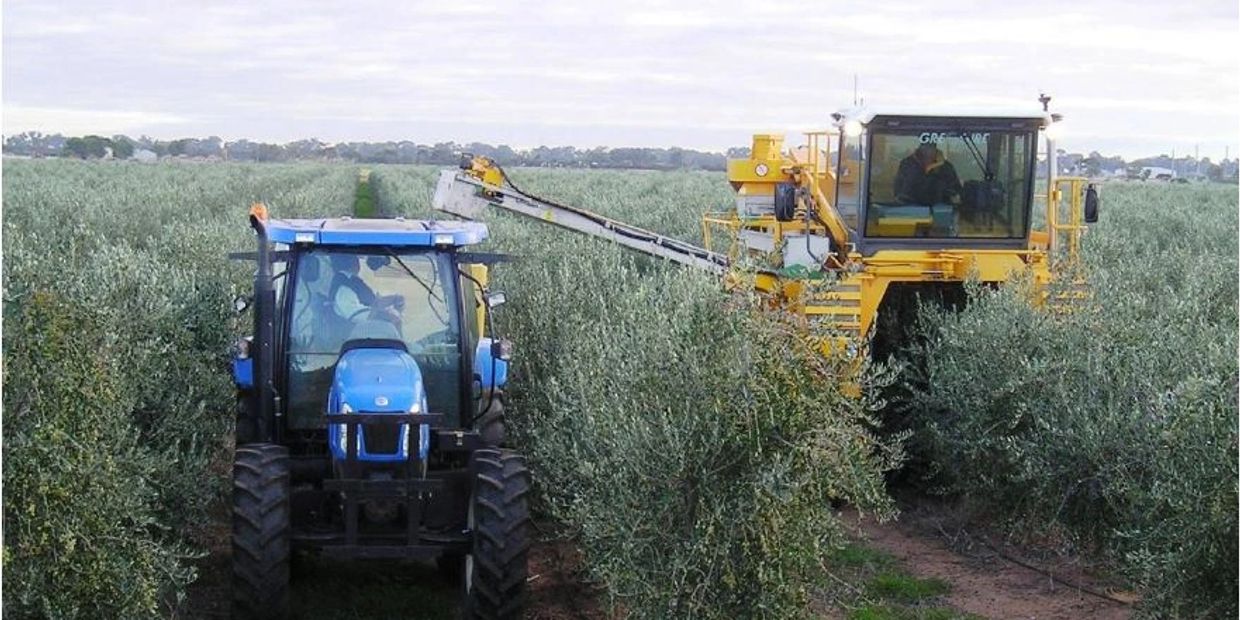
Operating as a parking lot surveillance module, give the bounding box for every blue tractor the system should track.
[230,204,529,619]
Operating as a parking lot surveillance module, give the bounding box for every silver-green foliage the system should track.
[380,166,902,618]
[906,182,1238,618]
[2,160,357,618]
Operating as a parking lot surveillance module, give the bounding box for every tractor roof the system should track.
[266,217,488,247]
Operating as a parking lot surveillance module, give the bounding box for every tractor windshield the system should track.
[864,127,1035,239]
[285,248,463,429]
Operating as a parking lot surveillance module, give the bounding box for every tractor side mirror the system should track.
[1084,184,1100,224]
[486,291,507,309]
[233,294,251,314]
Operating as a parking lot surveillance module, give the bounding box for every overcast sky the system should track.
[3,0,1238,159]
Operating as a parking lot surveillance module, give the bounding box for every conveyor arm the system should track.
[433,161,729,275]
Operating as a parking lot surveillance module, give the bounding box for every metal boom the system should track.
[433,168,729,275]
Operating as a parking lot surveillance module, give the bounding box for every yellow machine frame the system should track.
[704,130,1093,341]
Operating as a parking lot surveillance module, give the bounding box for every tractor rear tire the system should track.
[477,391,506,446]
[234,397,256,445]
[463,448,530,620]
[231,443,290,620]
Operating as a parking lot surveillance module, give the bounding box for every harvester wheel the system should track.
[477,391,506,446]
[463,448,530,619]
[231,443,290,620]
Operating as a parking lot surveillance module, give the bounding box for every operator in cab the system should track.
[894,142,962,206]
[330,254,404,324]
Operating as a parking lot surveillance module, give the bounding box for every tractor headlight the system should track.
[492,338,514,361]
[433,233,454,245]
[234,336,252,359]
[340,402,353,448]
[843,120,864,137]
[409,401,421,414]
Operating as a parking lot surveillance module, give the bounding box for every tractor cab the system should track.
[234,214,506,444]
[284,245,467,440]
[229,208,529,619]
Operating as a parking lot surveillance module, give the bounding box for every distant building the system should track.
[1141,166,1176,180]
[133,148,158,163]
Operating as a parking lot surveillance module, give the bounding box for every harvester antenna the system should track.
[1038,93,1052,112]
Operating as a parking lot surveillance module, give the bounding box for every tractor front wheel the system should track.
[231,443,290,620]
[463,448,530,619]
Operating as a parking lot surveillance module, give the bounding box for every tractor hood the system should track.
[332,348,425,413]
[328,346,430,463]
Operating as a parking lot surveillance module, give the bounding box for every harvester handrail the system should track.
[1043,176,1091,265]
[791,165,853,252]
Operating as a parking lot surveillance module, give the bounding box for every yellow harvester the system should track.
[433,100,1099,352]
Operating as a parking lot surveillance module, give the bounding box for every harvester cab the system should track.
[718,108,1097,258]
[229,206,529,619]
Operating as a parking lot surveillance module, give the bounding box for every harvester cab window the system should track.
[864,127,1034,239]
[834,132,864,232]
[285,249,463,429]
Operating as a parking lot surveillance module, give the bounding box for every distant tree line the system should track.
[3,131,1236,180]
[2,132,742,171]
[57,135,134,159]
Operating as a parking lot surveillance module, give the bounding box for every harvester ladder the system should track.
[1046,278,1091,313]
[805,275,865,338]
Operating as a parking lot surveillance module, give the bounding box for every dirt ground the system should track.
[524,524,608,620]
[180,500,1133,620]
[839,503,1135,620]
[177,516,607,619]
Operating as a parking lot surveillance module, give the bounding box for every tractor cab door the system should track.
[283,248,466,431]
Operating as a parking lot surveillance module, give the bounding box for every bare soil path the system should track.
[178,516,606,619]
[179,492,1130,619]
[524,527,608,620]
[839,505,1134,620]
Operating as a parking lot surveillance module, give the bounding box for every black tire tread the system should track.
[231,443,290,620]
[477,392,506,446]
[466,448,530,620]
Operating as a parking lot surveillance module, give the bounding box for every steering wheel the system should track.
[346,303,404,337]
